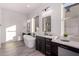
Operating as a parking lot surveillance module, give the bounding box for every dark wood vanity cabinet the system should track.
[36,36,79,56]
[36,36,57,56]
[36,36,46,54]
[51,42,58,56]
[45,38,52,56]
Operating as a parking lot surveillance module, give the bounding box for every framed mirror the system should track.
[27,22,30,32]
[42,16,51,32]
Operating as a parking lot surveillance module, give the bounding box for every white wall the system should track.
[28,3,62,36]
[0,9,2,47]
[0,8,27,43]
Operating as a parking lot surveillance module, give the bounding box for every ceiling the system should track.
[0,3,45,15]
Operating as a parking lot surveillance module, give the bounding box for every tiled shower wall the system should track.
[65,16,79,42]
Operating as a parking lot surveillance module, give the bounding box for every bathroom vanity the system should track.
[36,35,58,56]
[35,35,79,56]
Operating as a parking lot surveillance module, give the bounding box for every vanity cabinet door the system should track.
[40,37,46,54]
[36,36,46,54]
[51,42,58,56]
[36,36,40,51]
[36,36,58,56]
[45,38,52,56]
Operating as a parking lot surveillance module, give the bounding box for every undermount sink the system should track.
[61,40,70,42]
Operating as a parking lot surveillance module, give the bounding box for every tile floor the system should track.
[0,40,44,56]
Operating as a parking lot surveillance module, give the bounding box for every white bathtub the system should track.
[23,35,35,48]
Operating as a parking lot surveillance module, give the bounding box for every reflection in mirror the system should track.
[42,16,51,32]
[34,16,39,32]
[27,22,30,33]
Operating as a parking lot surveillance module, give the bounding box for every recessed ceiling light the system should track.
[26,5,30,8]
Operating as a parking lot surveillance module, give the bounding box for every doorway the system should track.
[6,25,16,42]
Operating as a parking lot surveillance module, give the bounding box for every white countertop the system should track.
[37,35,53,39]
[52,39,79,49]
[37,35,79,49]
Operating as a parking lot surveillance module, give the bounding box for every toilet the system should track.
[23,35,35,48]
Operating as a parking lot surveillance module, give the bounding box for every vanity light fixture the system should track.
[42,7,49,12]
[41,7,52,16]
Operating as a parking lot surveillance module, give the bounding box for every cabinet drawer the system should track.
[51,42,58,56]
[46,40,52,45]
[46,44,51,48]
[46,51,51,56]
[46,48,51,52]
[52,42,58,46]
[46,38,52,41]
